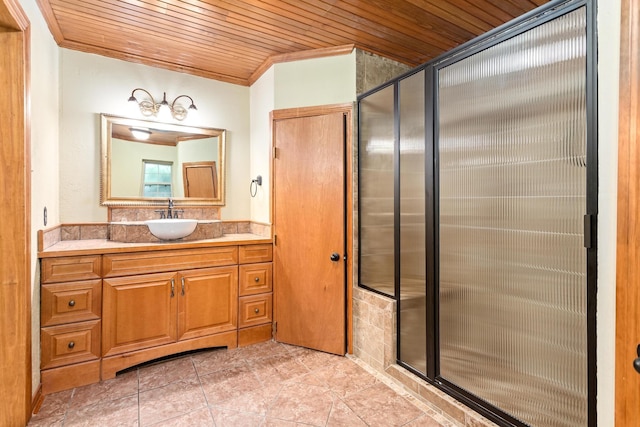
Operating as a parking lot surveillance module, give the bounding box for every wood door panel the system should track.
[273,111,346,355]
[183,161,217,198]
[616,0,640,424]
[177,266,238,341]
[102,272,177,356]
[0,16,30,425]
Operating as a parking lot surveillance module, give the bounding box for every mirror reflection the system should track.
[100,114,226,206]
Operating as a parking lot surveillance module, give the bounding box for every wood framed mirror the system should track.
[100,114,226,206]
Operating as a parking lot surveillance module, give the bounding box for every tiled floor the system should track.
[28,341,449,427]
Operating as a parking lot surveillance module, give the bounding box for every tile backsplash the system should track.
[109,207,221,222]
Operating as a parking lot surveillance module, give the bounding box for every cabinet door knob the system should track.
[254,308,260,314]
[254,277,260,282]
[68,300,76,307]
[68,341,75,349]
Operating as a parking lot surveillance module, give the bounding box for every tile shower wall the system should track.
[355,49,412,95]
[352,287,396,371]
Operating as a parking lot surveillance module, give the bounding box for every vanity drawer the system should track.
[41,280,102,327]
[41,320,101,370]
[239,263,272,296]
[102,246,238,277]
[239,244,272,264]
[238,294,272,328]
[41,255,102,284]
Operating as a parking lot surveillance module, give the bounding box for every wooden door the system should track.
[273,109,347,355]
[183,161,217,198]
[102,272,178,357]
[616,0,640,424]
[177,266,238,341]
[0,2,30,424]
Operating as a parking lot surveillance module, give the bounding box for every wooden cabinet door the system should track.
[102,272,178,357]
[177,266,238,341]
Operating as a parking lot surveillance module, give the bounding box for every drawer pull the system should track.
[254,308,260,314]
[254,277,260,282]
[68,341,75,349]
[68,300,76,307]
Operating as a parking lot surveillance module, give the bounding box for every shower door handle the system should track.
[634,344,640,374]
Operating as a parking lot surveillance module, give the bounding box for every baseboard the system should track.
[31,384,44,415]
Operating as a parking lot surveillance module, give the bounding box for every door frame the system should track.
[616,0,640,424]
[0,0,31,424]
[270,103,354,353]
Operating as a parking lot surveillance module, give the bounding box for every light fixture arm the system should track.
[128,88,156,105]
[171,94,197,111]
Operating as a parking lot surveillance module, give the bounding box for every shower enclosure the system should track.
[357,1,596,426]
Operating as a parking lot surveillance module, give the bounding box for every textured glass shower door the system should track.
[399,71,427,375]
[359,85,395,296]
[438,8,587,427]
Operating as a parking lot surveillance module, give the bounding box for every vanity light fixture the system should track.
[129,127,151,140]
[127,88,198,121]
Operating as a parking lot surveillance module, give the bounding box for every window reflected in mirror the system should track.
[141,160,173,197]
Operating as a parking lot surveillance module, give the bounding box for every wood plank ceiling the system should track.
[35,0,550,86]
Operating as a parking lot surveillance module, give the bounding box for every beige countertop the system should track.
[39,233,272,258]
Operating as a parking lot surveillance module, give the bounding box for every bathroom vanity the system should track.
[38,236,272,395]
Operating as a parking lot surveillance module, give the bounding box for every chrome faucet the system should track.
[155,198,182,219]
[167,198,174,218]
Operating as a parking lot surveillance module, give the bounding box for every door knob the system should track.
[330,253,340,262]
[635,344,640,374]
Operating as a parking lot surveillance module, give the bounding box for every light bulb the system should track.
[130,128,151,140]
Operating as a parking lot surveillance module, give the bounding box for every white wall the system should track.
[274,52,356,110]
[19,0,61,396]
[596,0,620,425]
[59,50,251,222]
[249,67,275,224]
[248,52,357,223]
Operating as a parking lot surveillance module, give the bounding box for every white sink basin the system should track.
[145,219,198,240]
